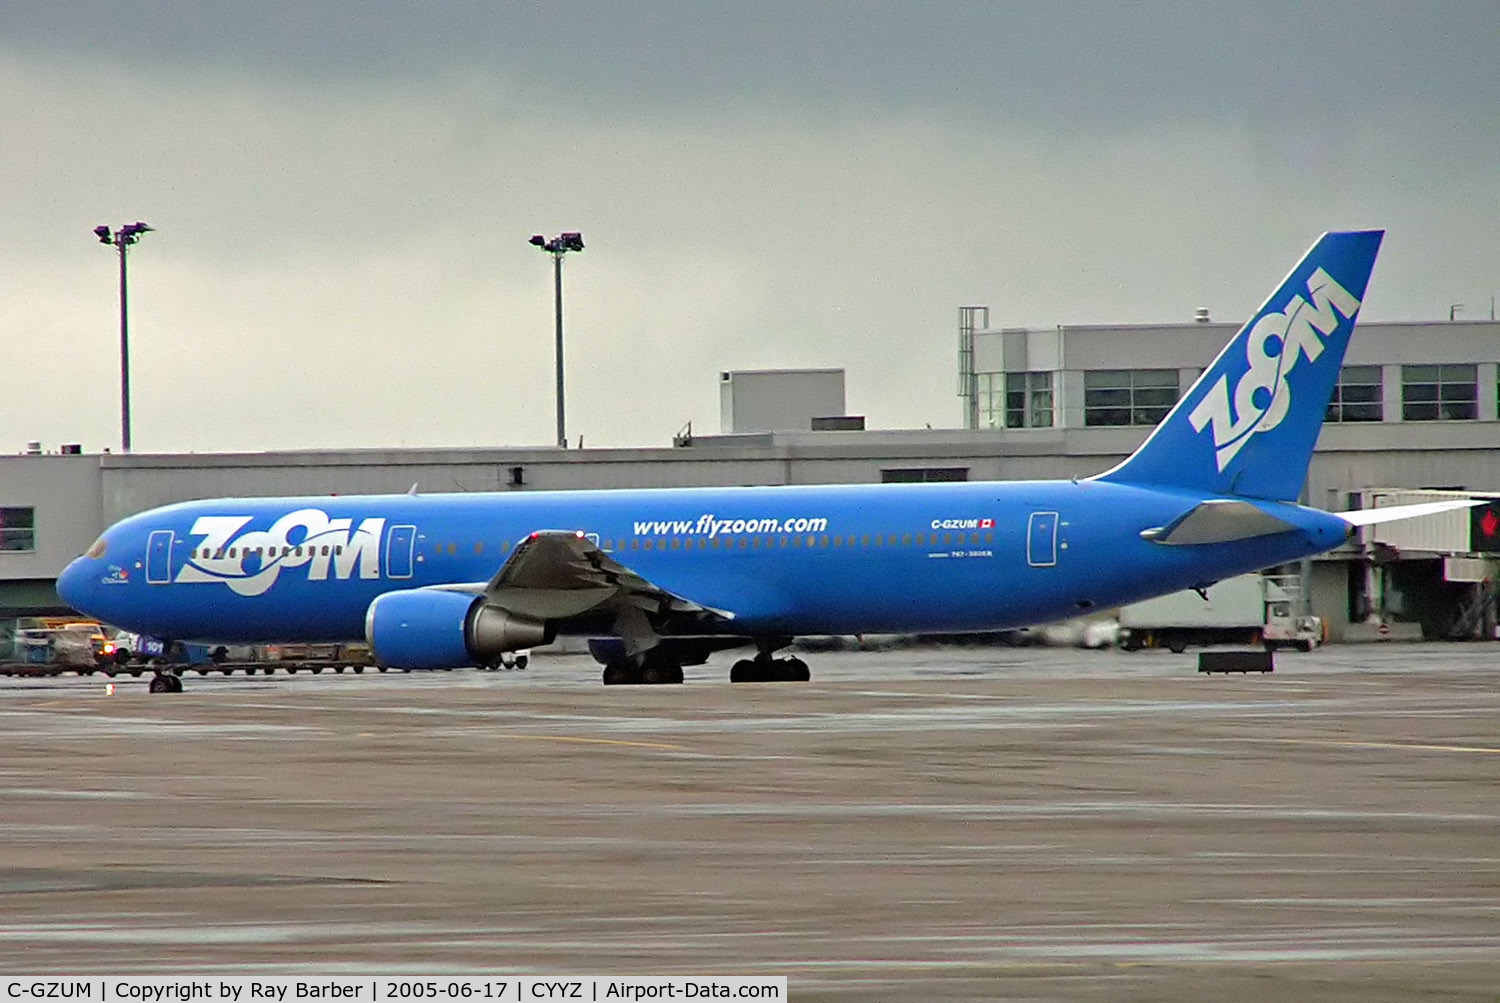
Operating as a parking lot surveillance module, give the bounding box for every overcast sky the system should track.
[3,2,1497,454]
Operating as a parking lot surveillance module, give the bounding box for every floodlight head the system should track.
[119,221,153,240]
[561,232,584,252]
[529,234,546,248]
[93,225,113,244]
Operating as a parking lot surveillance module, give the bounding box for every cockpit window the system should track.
[86,536,108,560]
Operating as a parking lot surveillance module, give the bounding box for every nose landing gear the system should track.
[147,670,183,694]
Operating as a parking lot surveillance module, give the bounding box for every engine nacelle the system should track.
[364,588,552,669]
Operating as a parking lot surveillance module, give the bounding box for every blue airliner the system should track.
[57,230,1473,690]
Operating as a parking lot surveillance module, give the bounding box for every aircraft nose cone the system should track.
[56,557,93,614]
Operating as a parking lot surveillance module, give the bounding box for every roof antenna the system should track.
[407,482,420,495]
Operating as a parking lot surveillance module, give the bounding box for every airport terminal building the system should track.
[3,317,1498,645]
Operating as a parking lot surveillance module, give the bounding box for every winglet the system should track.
[1096,230,1384,501]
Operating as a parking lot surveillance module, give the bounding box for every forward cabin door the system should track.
[146,530,174,584]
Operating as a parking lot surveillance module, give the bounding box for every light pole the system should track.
[94,222,153,452]
[529,231,584,448]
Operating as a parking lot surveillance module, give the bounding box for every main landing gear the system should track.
[601,651,685,686]
[588,637,813,686]
[729,654,810,683]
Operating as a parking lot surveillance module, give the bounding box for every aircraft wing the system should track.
[436,530,735,626]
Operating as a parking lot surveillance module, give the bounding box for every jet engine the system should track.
[364,588,552,669]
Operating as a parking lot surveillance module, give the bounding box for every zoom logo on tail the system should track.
[1189,267,1362,470]
[1096,230,1383,502]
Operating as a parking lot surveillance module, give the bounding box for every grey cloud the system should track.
[1,3,1498,453]
[4,2,1497,131]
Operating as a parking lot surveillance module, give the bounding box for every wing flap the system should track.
[480,530,734,625]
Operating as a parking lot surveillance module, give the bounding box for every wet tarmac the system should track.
[1,644,1498,1000]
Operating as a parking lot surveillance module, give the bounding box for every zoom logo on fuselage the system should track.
[1189,267,1361,471]
[174,509,387,597]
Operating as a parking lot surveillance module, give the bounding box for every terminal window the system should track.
[1084,369,1179,426]
[1005,372,1054,428]
[0,507,34,552]
[975,372,1004,428]
[881,467,969,483]
[1327,365,1383,422]
[1402,364,1477,421]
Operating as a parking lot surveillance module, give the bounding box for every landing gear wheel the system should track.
[148,673,183,694]
[731,655,810,683]
[638,659,684,685]
[602,660,636,686]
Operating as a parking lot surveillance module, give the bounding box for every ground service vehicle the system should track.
[1118,575,1322,652]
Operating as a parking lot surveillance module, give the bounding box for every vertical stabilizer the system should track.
[1096,230,1383,501]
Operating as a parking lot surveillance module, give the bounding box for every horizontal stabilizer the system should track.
[1334,498,1483,527]
[1141,499,1301,545]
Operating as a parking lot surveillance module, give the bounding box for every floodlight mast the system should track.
[530,232,584,448]
[94,222,154,452]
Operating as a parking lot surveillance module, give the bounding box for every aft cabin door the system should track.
[1027,511,1059,567]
